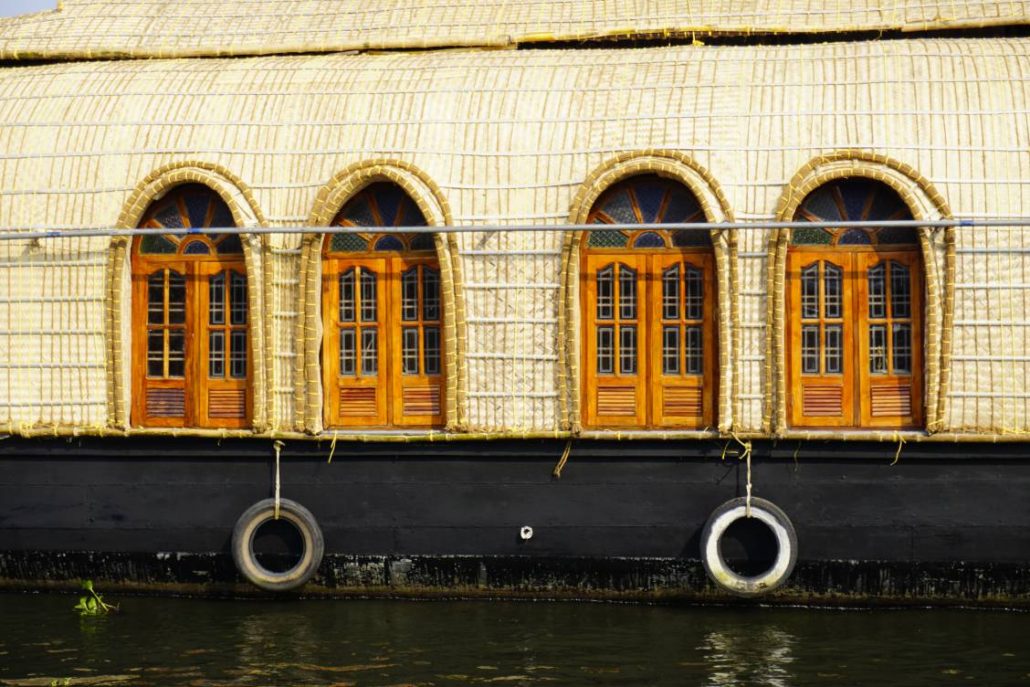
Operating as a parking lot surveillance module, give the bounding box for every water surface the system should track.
[1,593,1029,685]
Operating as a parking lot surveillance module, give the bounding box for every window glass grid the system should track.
[402,327,420,375]
[684,266,703,320]
[685,326,703,375]
[619,325,637,375]
[801,264,819,319]
[361,328,378,375]
[801,325,820,374]
[662,326,679,374]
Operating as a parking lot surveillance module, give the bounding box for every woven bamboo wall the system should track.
[0,39,1028,436]
[1,0,1027,60]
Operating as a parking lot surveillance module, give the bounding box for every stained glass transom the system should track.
[327,182,436,254]
[792,178,916,247]
[137,184,243,256]
[586,175,711,249]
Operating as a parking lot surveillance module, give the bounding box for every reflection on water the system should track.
[1,594,1029,686]
[702,626,795,687]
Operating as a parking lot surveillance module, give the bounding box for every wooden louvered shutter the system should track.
[787,251,855,428]
[391,257,444,427]
[650,253,715,428]
[133,266,189,427]
[582,254,647,427]
[323,257,388,427]
[196,263,250,428]
[856,252,923,428]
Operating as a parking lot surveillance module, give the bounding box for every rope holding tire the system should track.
[700,496,798,597]
[231,498,324,592]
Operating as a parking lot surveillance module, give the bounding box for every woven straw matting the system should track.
[0,0,1028,60]
[0,39,1028,438]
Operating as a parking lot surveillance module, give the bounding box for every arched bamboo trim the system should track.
[299,159,464,433]
[109,161,269,431]
[769,151,954,435]
[562,150,737,433]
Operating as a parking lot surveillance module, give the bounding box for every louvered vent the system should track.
[597,387,636,416]
[208,388,246,418]
[339,387,377,416]
[146,387,185,417]
[663,386,703,418]
[802,385,843,417]
[871,385,912,417]
[403,387,441,416]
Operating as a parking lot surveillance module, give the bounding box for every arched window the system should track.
[581,176,716,429]
[787,178,923,429]
[131,184,250,428]
[323,182,443,428]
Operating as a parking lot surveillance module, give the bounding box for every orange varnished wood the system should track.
[582,249,716,430]
[322,245,444,429]
[787,245,923,430]
[131,241,250,429]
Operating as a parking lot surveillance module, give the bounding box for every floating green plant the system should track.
[73,579,118,616]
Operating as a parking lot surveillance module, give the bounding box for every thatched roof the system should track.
[0,0,1027,61]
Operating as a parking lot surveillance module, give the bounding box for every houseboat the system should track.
[1,0,1029,604]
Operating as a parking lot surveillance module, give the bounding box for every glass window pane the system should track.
[802,325,820,374]
[893,324,912,374]
[685,326,704,375]
[230,331,247,379]
[825,325,842,374]
[402,269,419,321]
[402,327,419,375]
[685,266,703,321]
[619,266,637,320]
[339,269,355,322]
[619,325,637,375]
[360,270,377,322]
[891,262,911,319]
[423,268,440,321]
[869,325,888,375]
[632,231,665,248]
[167,271,186,325]
[424,326,441,375]
[209,273,225,325]
[824,263,842,319]
[596,265,614,320]
[868,263,886,319]
[230,272,247,325]
[596,326,614,374]
[361,328,378,376]
[147,272,165,325]
[208,330,224,378]
[662,326,680,374]
[662,265,680,320]
[147,330,164,376]
[339,328,356,376]
[167,331,185,378]
[801,264,819,319]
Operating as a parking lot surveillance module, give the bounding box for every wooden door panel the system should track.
[392,257,444,428]
[856,251,923,429]
[195,261,249,429]
[582,253,647,428]
[787,252,854,428]
[323,257,389,427]
[650,253,714,428]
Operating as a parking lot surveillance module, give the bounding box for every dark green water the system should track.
[2,594,1029,686]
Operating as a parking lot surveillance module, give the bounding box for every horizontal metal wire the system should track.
[2,218,1030,242]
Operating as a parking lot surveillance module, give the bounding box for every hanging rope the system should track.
[273,440,284,520]
[552,439,573,478]
[891,433,906,466]
[326,431,338,464]
[725,432,754,518]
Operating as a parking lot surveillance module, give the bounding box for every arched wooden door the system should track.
[787,179,924,429]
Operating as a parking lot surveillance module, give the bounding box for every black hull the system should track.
[2,437,1029,605]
